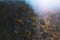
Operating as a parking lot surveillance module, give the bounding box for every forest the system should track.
[0,1,60,40]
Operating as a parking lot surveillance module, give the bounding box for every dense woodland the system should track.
[0,1,60,40]
[0,1,38,40]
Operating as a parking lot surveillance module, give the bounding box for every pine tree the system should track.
[0,1,36,40]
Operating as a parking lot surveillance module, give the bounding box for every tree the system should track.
[0,1,36,40]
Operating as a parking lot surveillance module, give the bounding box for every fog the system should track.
[25,0,60,16]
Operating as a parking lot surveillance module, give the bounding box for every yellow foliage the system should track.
[28,31,32,35]
[50,38,54,40]
[17,19,24,24]
[53,33,58,38]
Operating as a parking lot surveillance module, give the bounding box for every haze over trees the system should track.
[0,1,60,40]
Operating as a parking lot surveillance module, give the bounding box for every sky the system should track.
[25,0,60,14]
[0,0,60,12]
[0,0,60,15]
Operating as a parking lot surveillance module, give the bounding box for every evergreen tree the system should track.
[0,1,36,40]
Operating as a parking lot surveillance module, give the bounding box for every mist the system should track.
[25,0,60,16]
